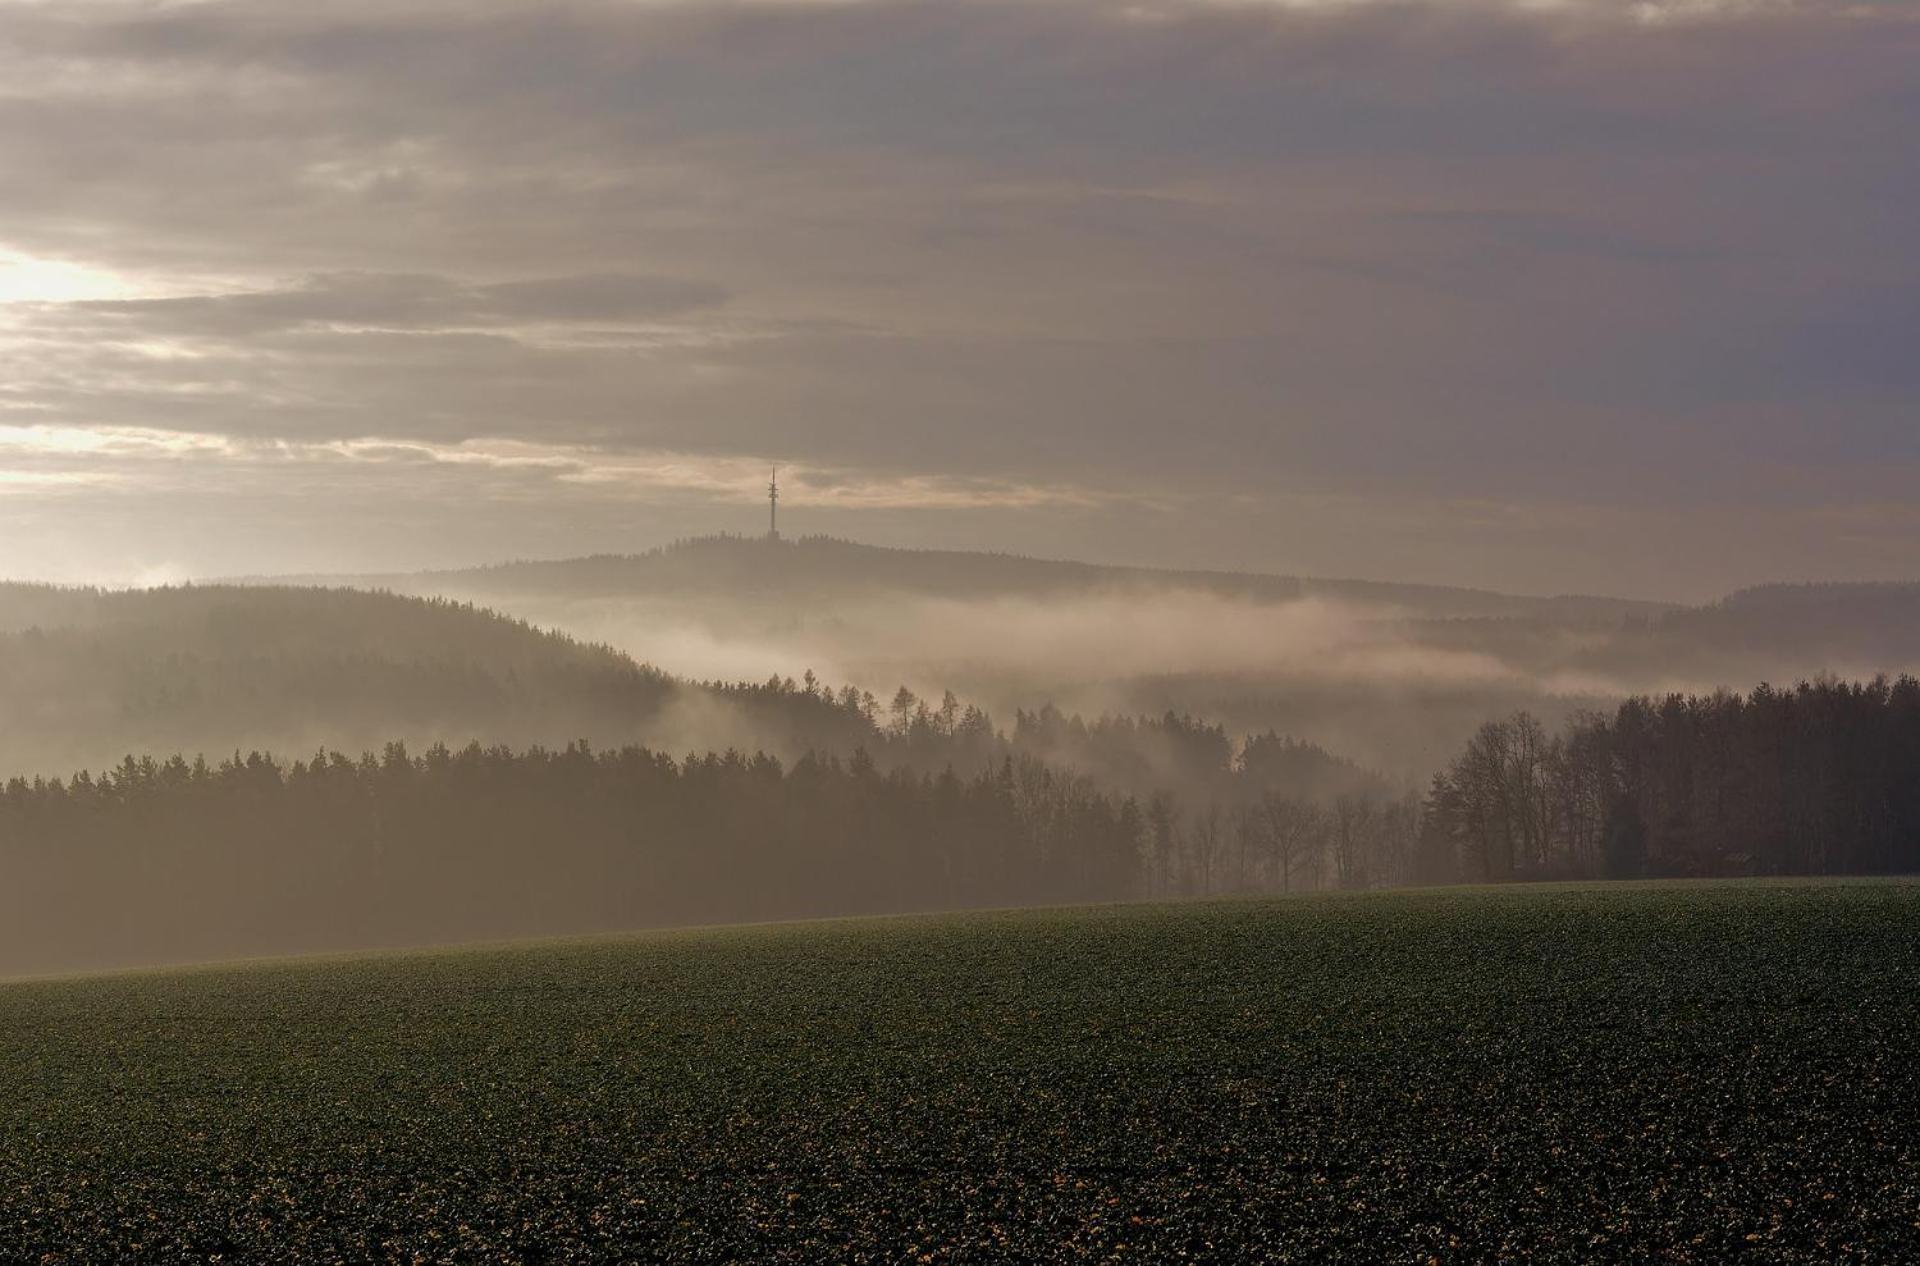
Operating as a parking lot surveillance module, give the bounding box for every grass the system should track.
[1,880,1917,1262]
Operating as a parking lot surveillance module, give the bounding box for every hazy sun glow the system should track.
[0,250,132,305]
[0,423,225,454]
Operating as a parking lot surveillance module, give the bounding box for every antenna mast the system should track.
[768,466,780,541]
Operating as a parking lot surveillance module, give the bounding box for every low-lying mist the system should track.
[21,537,1920,788]
[352,539,1919,781]
[8,541,1920,975]
[510,590,1533,690]
[405,585,1686,777]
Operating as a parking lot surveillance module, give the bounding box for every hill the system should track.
[287,533,1671,621]
[0,581,1398,849]
[3,881,1914,1260]
[259,536,1920,778]
[0,583,683,778]
[1658,581,1920,669]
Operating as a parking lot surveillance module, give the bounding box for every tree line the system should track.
[1421,677,1920,881]
[0,741,1142,975]
[721,675,1385,809]
[5,658,1916,975]
[721,678,1423,896]
[0,707,1424,975]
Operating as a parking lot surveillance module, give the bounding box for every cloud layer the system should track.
[0,0,1915,595]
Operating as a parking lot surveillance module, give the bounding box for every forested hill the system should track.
[0,582,984,782]
[0,583,675,779]
[249,539,1920,786]
[282,535,1669,622]
[0,582,634,670]
[0,582,1387,819]
[1649,583,1920,668]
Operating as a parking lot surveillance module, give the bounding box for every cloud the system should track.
[44,271,728,336]
[0,0,1913,593]
[0,420,1114,517]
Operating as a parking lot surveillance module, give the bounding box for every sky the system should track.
[0,0,1914,599]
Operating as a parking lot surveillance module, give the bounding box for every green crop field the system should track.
[2,881,1917,1262]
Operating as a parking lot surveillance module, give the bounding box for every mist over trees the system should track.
[329,537,1920,781]
[630,674,1427,900]
[1422,678,1920,883]
[0,580,1442,975]
[4,563,1920,977]
[5,666,1918,976]
[0,575,1407,826]
[0,582,1378,804]
[0,708,1439,978]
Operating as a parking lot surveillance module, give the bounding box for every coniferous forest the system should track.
[4,675,1917,975]
[0,742,1138,975]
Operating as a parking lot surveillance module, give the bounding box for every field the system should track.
[2,881,1917,1262]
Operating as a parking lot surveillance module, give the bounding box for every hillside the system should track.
[255,536,1920,778]
[0,584,681,778]
[1660,582,1920,669]
[0,581,1396,837]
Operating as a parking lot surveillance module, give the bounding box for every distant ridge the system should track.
[257,533,1675,622]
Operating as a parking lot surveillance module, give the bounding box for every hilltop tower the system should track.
[767,466,780,541]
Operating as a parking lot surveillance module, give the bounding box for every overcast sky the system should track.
[0,0,1914,598]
